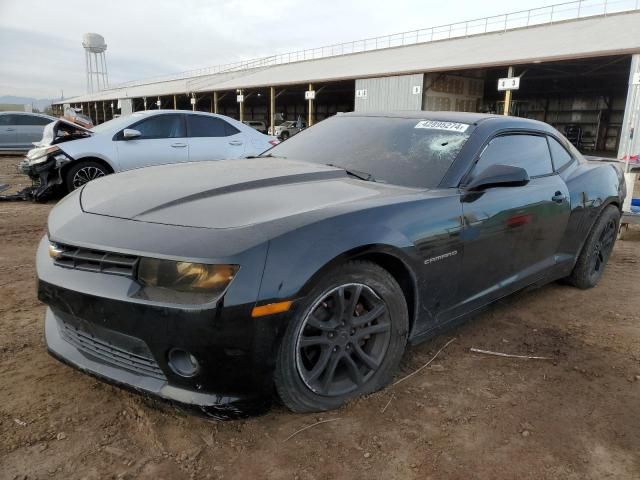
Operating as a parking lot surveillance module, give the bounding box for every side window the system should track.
[15,115,52,126]
[548,136,573,171]
[225,121,240,136]
[472,134,553,179]
[187,115,239,137]
[132,114,185,139]
[0,115,18,126]
[33,116,54,126]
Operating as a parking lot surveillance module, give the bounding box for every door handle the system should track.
[170,142,187,148]
[6,128,15,131]
[552,192,566,203]
[228,140,243,146]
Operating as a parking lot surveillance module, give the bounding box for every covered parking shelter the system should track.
[55,0,640,161]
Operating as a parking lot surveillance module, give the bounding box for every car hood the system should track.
[34,118,93,147]
[80,158,408,229]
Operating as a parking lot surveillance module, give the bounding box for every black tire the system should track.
[280,131,290,140]
[65,160,109,192]
[275,260,409,413]
[567,205,620,289]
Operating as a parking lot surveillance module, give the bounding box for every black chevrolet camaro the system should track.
[36,112,626,417]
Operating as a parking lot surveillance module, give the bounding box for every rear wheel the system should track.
[65,160,109,192]
[275,261,409,413]
[567,205,620,289]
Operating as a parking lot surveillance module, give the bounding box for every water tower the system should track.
[82,33,109,93]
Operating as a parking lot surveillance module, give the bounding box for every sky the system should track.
[0,0,558,99]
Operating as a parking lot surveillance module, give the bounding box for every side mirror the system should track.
[123,128,141,140]
[466,164,530,191]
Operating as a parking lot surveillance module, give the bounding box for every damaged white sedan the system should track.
[19,110,278,200]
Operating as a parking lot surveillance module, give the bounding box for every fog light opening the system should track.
[167,348,200,377]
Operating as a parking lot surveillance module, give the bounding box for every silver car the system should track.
[0,111,57,151]
[20,110,279,198]
[268,120,306,140]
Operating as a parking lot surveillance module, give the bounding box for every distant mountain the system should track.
[0,96,56,112]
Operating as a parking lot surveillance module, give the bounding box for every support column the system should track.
[618,54,640,212]
[213,92,218,114]
[503,66,514,116]
[192,94,196,111]
[143,97,147,111]
[270,87,275,135]
[173,95,177,110]
[238,89,244,122]
[618,54,640,168]
[102,101,106,123]
[308,83,314,127]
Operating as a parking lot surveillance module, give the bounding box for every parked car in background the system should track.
[0,111,57,151]
[268,120,305,140]
[20,110,278,197]
[242,120,267,134]
[37,112,625,417]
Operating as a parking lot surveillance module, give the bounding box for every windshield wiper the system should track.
[246,153,284,159]
[326,163,375,182]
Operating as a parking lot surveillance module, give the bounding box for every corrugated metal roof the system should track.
[56,11,640,104]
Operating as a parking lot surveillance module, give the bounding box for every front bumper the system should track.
[44,307,268,418]
[17,154,69,201]
[36,230,287,419]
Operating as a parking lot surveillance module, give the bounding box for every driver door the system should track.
[448,133,570,318]
[115,113,188,171]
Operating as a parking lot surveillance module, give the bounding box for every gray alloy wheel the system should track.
[295,283,392,397]
[65,161,109,192]
[275,260,409,413]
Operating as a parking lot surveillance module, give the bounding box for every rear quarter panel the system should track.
[557,159,624,264]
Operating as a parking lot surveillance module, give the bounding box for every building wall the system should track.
[423,74,484,112]
[0,103,31,112]
[354,74,424,112]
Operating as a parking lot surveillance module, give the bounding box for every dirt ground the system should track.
[1,155,639,480]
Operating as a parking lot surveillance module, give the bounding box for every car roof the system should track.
[0,111,56,118]
[133,109,222,115]
[339,111,557,134]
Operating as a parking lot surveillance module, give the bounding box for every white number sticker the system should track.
[414,120,469,132]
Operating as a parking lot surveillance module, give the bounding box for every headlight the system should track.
[135,258,239,305]
[26,145,60,165]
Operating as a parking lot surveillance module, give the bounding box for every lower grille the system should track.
[59,320,166,380]
[53,243,138,278]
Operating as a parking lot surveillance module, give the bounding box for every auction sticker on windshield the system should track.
[414,120,469,132]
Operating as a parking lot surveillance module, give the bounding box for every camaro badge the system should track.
[424,250,458,265]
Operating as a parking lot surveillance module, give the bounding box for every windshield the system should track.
[266,116,471,188]
[90,113,137,134]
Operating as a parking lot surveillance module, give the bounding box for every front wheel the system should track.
[567,205,620,289]
[65,161,109,192]
[275,261,409,413]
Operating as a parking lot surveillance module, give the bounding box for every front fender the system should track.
[257,210,420,304]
